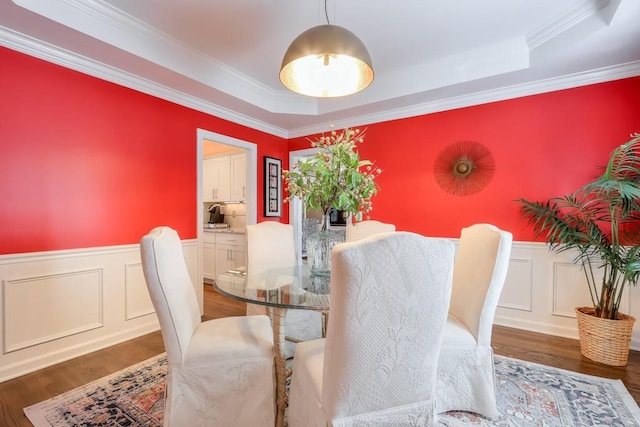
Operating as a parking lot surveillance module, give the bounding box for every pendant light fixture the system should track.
[279,1,374,98]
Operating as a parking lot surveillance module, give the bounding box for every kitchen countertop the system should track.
[203,227,245,234]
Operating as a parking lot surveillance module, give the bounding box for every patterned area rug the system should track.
[24,354,640,426]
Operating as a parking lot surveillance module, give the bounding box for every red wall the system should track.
[0,47,288,254]
[289,77,640,241]
[2,44,638,254]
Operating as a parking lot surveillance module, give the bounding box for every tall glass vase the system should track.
[306,214,344,276]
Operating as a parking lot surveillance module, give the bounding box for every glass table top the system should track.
[214,263,331,310]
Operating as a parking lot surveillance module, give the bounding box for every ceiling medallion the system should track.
[434,140,495,196]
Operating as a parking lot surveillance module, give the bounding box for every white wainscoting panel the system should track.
[124,262,155,321]
[0,240,197,383]
[498,258,533,312]
[552,261,594,318]
[494,241,640,351]
[3,268,103,353]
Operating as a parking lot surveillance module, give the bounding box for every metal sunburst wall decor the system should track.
[433,140,495,196]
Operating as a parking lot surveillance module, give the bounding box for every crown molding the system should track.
[12,0,636,135]
[527,0,604,49]
[286,61,640,138]
[12,0,317,115]
[527,0,615,49]
[0,25,289,138]
[1,21,638,140]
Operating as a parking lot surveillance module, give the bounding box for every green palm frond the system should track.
[517,133,640,320]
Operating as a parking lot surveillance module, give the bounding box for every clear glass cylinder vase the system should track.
[306,215,344,276]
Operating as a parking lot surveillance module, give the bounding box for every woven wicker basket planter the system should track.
[575,307,636,366]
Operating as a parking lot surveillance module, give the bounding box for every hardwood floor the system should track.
[1,285,639,426]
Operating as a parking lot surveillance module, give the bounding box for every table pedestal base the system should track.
[267,307,329,427]
[268,306,289,427]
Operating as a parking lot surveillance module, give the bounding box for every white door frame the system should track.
[196,128,257,311]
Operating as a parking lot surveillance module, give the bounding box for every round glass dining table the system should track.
[214,263,330,427]
[214,263,330,311]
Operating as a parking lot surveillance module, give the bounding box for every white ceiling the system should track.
[2,0,639,138]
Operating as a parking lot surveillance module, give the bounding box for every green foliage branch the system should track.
[283,128,381,230]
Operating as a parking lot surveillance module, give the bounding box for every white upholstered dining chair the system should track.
[245,221,322,344]
[288,232,455,427]
[436,223,513,419]
[245,221,296,317]
[345,219,396,242]
[140,226,275,427]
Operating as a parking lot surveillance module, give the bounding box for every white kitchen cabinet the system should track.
[203,158,216,203]
[203,232,246,282]
[203,156,231,202]
[230,152,246,201]
[215,233,246,276]
[203,153,245,202]
[203,232,216,280]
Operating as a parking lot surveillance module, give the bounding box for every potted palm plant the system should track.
[283,128,381,275]
[518,132,640,366]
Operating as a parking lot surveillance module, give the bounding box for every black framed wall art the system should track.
[264,156,282,217]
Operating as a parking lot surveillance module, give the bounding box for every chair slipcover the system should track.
[245,222,322,344]
[140,226,275,427]
[345,219,396,242]
[288,232,455,427]
[436,223,513,419]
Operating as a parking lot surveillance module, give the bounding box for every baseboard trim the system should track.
[0,321,160,383]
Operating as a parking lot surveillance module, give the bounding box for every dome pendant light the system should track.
[279,2,374,97]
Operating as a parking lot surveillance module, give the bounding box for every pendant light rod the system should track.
[324,0,330,25]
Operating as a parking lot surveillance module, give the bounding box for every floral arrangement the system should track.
[283,128,381,229]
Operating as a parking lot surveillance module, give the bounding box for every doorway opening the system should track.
[196,129,257,311]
